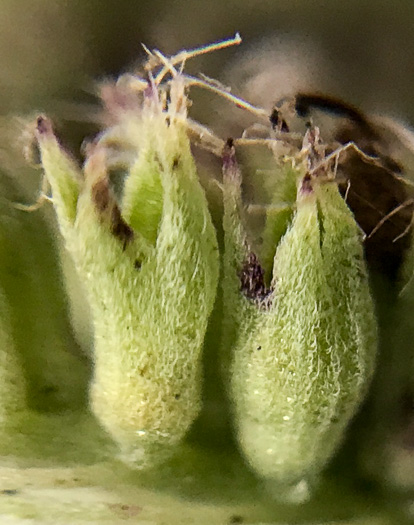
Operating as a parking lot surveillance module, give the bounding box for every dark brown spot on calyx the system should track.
[240,252,271,304]
[110,206,134,248]
[91,174,134,248]
[92,178,111,213]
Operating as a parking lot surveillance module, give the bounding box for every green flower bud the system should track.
[34,76,219,468]
[222,141,377,495]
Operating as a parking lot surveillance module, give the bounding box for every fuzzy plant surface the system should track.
[221,136,378,498]
[34,74,219,469]
[0,36,413,524]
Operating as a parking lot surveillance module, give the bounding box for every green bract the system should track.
[0,174,88,423]
[222,141,378,496]
[35,76,219,468]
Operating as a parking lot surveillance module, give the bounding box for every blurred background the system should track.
[1,0,414,144]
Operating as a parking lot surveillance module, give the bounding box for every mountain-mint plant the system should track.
[221,133,378,497]
[6,36,413,523]
[34,72,219,468]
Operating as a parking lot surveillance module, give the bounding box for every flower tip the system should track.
[35,115,53,138]
[299,173,314,196]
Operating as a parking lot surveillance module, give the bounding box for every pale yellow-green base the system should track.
[0,412,405,525]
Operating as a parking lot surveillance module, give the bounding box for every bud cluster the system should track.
[4,38,397,502]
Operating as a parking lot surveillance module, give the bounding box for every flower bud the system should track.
[35,76,219,468]
[222,142,377,496]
